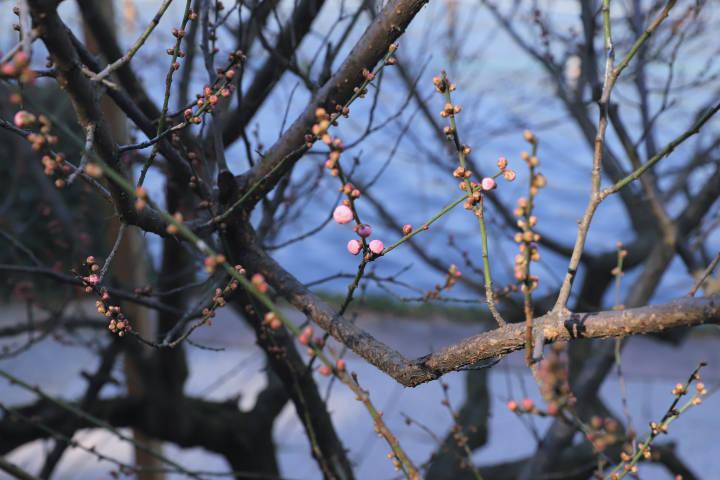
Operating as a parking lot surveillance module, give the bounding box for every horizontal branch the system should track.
[420,296,718,381]
[240,229,719,386]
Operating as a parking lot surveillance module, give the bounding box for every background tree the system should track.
[1,0,719,479]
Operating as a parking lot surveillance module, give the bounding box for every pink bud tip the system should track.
[402,224,412,235]
[481,177,496,191]
[85,274,99,285]
[507,400,518,412]
[497,156,508,170]
[356,224,372,238]
[333,205,353,224]
[319,365,332,376]
[347,239,362,255]
[369,239,384,255]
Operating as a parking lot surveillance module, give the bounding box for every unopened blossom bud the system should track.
[319,365,332,376]
[369,239,384,255]
[497,156,508,170]
[507,400,519,412]
[481,177,496,191]
[356,224,372,238]
[523,129,536,143]
[13,110,36,128]
[503,169,517,181]
[333,205,353,224]
[336,358,346,371]
[347,239,362,255]
[402,224,412,235]
[522,398,534,411]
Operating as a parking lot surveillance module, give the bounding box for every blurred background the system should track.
[1,0,719,478]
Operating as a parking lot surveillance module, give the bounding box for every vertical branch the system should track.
[438,71,505,326]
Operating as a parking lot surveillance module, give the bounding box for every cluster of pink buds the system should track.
[183,50,244,123]
[298,325,314,345]
[424,264,462,300]
[105,304,131,336]
[506,344,575,419]
[439,101,461,118]
[201,267,241,325]
[506,398,537,414]
[496,156,517,182]
[341,182,361,198]
[432,74,455,94]
[13,111,69,186]
[263,311,282,330]
[311,108,346,172]
[585,416,622,454]
[203,253,226,273]
[166,212,184,235]
[536,342,574,414]
[82,256,101,291]
[83,257,130,336]
[134,187,148,211]
[297,325,329,358]
[251,272,268,293]
[0,51,35,83]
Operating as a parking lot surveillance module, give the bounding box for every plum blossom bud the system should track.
[319,365,332,376]
[369,239,384,255]
[336,358,346,371]
[333,205,353,224]
[356,224,372,238]
[13,110,36,128]
[402,224,412,235]
[481,177,496,191]
[506,400,518,412]
[497,156,508,170]
[347,239,362,255]
[503,169,517,181]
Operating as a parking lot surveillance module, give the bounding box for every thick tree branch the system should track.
[232,0,429,208]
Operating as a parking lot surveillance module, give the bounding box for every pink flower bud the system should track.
[369,239,384,255]
[347,239,362,255]
[13,110,36,128]
[503,170,517,182]
[333,205,353,224]
[356,224,372,238]
[497,156,508,170]
[402,224,412,235]
[85,274,99,285]
[481,177,496,191]
[319,365,332,376]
